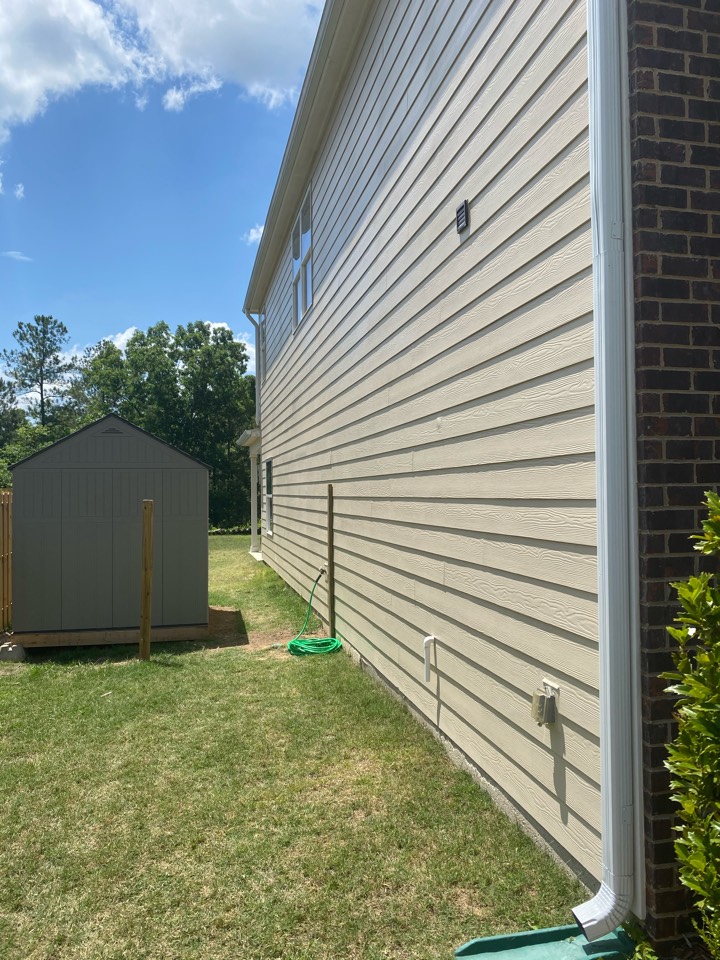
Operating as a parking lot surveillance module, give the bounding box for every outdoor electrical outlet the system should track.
[531,689,557,726]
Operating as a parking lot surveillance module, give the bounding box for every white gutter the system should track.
[572,0,642,940]
[243,308,262,427]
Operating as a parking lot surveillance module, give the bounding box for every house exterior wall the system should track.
[12,417,208,633]
[628,0,720,952]
[259,0,600,878]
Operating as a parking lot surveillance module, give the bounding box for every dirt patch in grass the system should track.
[208,606,293,653]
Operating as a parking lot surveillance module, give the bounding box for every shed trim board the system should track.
[18,625,209,648]
[11,415,209,638]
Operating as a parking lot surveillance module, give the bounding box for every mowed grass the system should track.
[0,538,585,960]
[208,535,321,635]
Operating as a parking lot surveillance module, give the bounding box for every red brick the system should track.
[660,164,706,187]
[656,28,704,53]
[661,256,708,277]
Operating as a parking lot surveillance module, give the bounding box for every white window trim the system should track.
[265,459,273,536]
[292,187,313,331]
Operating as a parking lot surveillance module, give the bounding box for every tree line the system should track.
[0,315,256,527]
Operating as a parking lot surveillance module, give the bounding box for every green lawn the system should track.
[0,537,585,960]
[208,535,321,638]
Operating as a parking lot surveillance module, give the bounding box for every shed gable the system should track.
[12,416,203,471]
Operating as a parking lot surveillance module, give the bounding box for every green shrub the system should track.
[208,524,256,536]
[664,490,720,958]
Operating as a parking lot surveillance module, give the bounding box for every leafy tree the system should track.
[0,377,24,447]
[116,321,254,525]
[0,316,255,525]
[122,322,183,444]
[68,340,127,423]
[173,322,254,525]
[2,315,74,426]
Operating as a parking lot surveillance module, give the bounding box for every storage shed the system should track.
[11,415,209,645]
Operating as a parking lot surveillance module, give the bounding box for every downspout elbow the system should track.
[573,877,634,941]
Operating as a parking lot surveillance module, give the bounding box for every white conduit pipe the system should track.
[572,0,639,940]
[423,635,435,684]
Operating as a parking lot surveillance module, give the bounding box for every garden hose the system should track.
[287,568,342,656]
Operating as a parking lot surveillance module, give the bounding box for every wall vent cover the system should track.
[456,200,469,233]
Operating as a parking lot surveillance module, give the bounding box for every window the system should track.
[292,188,313,329]
[265,459,273,535]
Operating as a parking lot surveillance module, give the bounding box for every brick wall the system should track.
[627,0,720,953]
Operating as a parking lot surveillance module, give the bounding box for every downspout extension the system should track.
[572,0,639,941]
[243,308,261,427]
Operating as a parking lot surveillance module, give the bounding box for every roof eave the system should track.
[244,0,376,313]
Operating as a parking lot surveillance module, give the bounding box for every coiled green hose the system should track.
[287,568,343,656]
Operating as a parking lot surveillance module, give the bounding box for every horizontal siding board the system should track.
[269,519,599,700]
[335,601,601,871]
[275,313,593,466]
[335,565,599,728]
[277,456,596,501]
[256,0,598,879]
[281,498,597,548]
[266,3,588,412]
[266,175,592,439]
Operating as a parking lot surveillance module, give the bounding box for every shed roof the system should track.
[243,0,377,313]
[11,414,210,471]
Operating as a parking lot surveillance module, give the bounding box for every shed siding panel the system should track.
[259,0,597,876]
[12,470,62,632]
[112,470,164,627]
[162,470,208,624]
[60,470,114,629]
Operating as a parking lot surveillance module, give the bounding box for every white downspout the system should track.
[572,0,640,940]
[249,450,259,554]
[243,308,261,427]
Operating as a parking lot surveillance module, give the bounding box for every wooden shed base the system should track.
[14,624,209,648]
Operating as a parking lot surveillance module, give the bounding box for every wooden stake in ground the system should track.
[139,499,154,661]
[327,484,335,639]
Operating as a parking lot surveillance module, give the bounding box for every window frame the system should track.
[292,187,313,331]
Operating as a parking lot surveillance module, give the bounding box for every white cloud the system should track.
[242,223,264,245]
[0,1,322,141]
[0,0,146,144]
[1,250,32,262]
[13,183,24,199]
[162,76,221,112]
[109,326,139,352]
[237,333,255,375]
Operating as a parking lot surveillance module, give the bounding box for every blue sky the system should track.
[0,1,323,373]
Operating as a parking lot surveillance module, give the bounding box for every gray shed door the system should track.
[61,470,114,630]
[112,470,164,628]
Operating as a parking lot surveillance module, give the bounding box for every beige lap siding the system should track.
[261,0,598,877]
